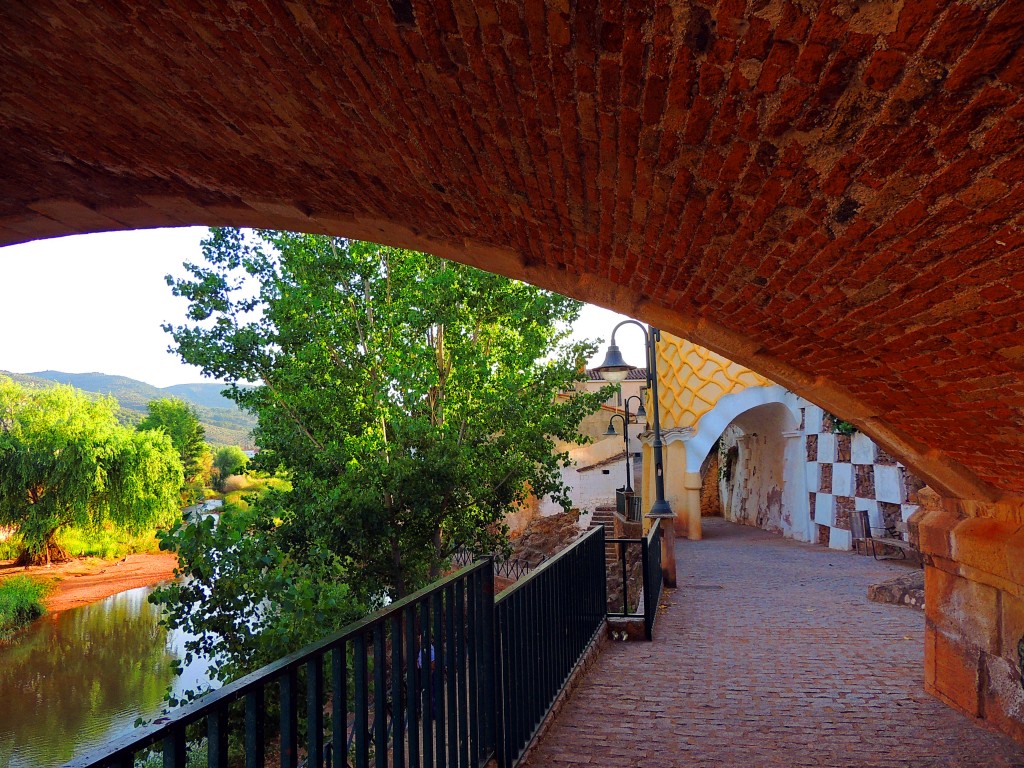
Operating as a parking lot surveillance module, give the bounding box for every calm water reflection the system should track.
[0,585,217,768]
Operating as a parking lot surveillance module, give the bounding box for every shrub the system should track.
[0,575,50,640]
[825,413,857,436]
[220,474,250,493]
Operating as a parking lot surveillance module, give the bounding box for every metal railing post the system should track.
[482,557,497,762]
[641,532,652,640]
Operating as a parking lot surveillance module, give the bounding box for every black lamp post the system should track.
[604,413,632,493]
[624,393,646,422]
[595,320,677,588]
[604,394,646,494]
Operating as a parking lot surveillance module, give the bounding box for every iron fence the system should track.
[67,527,613,768]
[451,549,540,582]
[605,518,662,641]
[642,519,663,641]
[604,535,642,617]
[614,491,643,522]
[66,561,496,768]
[492,526,606,767]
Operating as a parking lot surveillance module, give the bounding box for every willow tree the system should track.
[0,378,183,564]
[153,228,606,676]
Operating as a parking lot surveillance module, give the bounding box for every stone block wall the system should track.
[915,492,1024,742]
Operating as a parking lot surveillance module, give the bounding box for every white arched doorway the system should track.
[644,385,812,542]
[714,399,813,543]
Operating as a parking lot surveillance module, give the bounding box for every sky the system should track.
[0,228,646,388]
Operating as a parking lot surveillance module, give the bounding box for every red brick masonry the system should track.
[2,2,1024,505]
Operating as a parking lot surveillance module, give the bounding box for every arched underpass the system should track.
[2,1,1024,743]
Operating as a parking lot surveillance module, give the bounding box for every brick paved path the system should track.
[523,518,1024,768]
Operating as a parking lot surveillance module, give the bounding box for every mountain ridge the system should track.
[2,369,255,448]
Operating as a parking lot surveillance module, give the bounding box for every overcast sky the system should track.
[0,228,646,388]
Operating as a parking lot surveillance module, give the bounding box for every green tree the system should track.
[137,397,208,503]
[152,228,607,682]
[0,377,183,565]
[212,445,248,485]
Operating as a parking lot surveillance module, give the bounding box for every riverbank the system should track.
[0,576,48,640]
[0,552,179,613]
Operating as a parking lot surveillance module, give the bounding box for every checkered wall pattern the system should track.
[800,404,926,550]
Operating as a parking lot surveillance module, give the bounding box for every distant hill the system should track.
[162,383,238,411]
[2,370,256,449]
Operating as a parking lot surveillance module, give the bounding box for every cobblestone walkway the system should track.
[523,518,1024,768]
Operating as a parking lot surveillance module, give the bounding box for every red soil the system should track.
[0,552,179,612]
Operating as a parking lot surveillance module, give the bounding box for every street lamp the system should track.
[625,393,646,422]
[604,394,646,494]
[602,391,643,493]
[604,413,631,492]
[595,320,677,588]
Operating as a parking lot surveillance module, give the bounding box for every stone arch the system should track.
[645,386,810,543]
[1,4,1022,507]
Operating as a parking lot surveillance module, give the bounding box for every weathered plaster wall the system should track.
[717,401,807,541]
[700,453,720,518]
[540,425,644,518]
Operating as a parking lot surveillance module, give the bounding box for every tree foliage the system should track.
[153,508,364,688]
[212,445,248,486]
[152,229,607,682]
[0,377,183,564]
[137,397,209,503]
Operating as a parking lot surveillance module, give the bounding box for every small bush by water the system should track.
[0,575,50,640]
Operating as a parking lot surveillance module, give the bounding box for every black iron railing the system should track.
[67,560,496,768]
[605,535,641,617]
[68,527,614,768]
[643,519,663,641]
[614,490,643,522]
[605,518,662,641]
[625,495,643,522]
[451,549,540,581]
[492,525,606,767]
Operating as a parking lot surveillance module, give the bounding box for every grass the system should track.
[56,526,162,559]
[221,475,291,513]
[0,525,162,561]
[0,575,51,640]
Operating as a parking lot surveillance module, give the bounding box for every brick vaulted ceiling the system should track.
[1,2,1023,503]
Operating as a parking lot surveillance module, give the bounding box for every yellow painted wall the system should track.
[642,332,774,539]
[651,333,771,430]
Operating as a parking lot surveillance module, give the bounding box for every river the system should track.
[0,584,218,768]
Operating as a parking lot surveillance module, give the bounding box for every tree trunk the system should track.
[428,528,443,581]
[15,530,70,567]
[392,537,406,598]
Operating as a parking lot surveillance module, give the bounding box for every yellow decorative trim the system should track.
[653,333,773,429]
